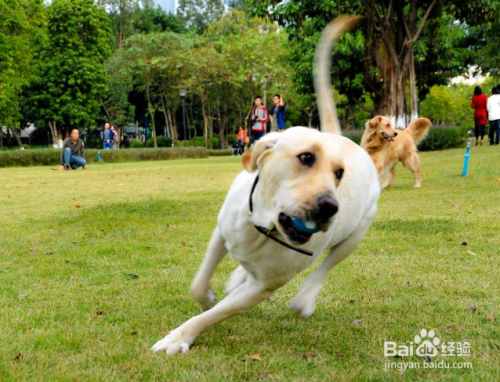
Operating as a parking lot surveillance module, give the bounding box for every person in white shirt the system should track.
[486,87,500,145]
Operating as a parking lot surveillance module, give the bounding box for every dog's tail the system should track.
[314,15,361,135]
[405,118,432,144]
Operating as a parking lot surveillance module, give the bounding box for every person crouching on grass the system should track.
[59,128,87,171]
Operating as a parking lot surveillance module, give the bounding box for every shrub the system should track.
[0,147,208,167]
[208,149,232,157]
[227,134,237,145]
[86,138,103,149]
[418,126,467,151]
[130,140,144,149]
[146,136,173,148]
[193,136,220,149]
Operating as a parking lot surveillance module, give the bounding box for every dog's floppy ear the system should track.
[367,116,382,129]
[242,134,280,172]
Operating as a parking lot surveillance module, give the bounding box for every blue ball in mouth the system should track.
[290,217,321,234]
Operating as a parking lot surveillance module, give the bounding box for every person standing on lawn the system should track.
[471,86,488,146]
[269,93,287,132]
[59,128,87,171]
[251,95,269,146]
[487,87,500,145]
[103,123,113,149]
[237,126,247,154]
[111,125,118,149]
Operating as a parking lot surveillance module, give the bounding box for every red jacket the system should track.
[237,129,247,143]
[471,94,488,125]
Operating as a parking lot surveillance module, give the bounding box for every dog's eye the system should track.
[298,153,315,167]
[335,168,344,180]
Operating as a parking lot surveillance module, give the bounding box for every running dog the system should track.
[151,16,381,355]
[361,116,432,188]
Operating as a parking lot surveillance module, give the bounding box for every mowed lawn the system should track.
[0,145,499,381]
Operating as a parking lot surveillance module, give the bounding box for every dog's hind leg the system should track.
[225,266,248,294]
[402,153,421,188]
[152,276,274,355]
[190,227,227,312]
[290,210,376,318]
[381,166,396,189]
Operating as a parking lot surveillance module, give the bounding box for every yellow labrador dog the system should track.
[152,16,381,355]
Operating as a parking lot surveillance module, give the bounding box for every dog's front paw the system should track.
[191,286,217,312]
[151,329,194,355]
[290,295,316,318]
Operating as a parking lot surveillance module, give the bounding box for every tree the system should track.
[202,10,291,145]
[25,0,111,146]
[250,0,497,128]
[101,0,153,49]
[178,0,225,33]
[0,0,45,148]
[110,32,195,147]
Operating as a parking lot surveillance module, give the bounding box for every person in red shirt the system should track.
[250,95,269,146]
[471,86,488,146]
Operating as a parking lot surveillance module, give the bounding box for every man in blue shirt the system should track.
[269,94,286,132]
[103,123,113,149]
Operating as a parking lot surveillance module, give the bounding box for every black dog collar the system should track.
[248,175,314,257]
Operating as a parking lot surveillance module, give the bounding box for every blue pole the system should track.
[145,116,149,142]
[462,139,472,177]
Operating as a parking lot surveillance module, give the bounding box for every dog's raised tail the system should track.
[314,15,361,135]
[405,118,432,145]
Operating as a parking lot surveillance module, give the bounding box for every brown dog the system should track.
[361,116,432,188]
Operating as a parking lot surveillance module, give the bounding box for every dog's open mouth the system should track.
[382,132,395,142]
[278,212,319,244]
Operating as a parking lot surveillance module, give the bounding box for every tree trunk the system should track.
[166,107,173,141]
[408,47,418,122]
[223,98,229,146]
[11,128,24,149]
[48,121,59,148]
[306,110,313,128]
[146,79,158,148]
[207,97,213,142]
[216,97,225,149]
[160,94,170,138]
[201,97,208,148]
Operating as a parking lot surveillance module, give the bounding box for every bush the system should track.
[0,147,208,167]
[192,136,220,149]
[86,138,103,149]
[208,149,232,157]
[146,136,173,148]
[418,126,467,151]
[227,134,237,145]
[130,140,144,149]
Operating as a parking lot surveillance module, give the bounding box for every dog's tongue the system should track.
[290,217,321,234]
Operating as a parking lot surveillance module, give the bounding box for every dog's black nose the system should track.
[315,194,339,221]
[394,132,398,137]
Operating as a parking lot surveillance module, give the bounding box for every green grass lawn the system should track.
[1,145,499,381]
